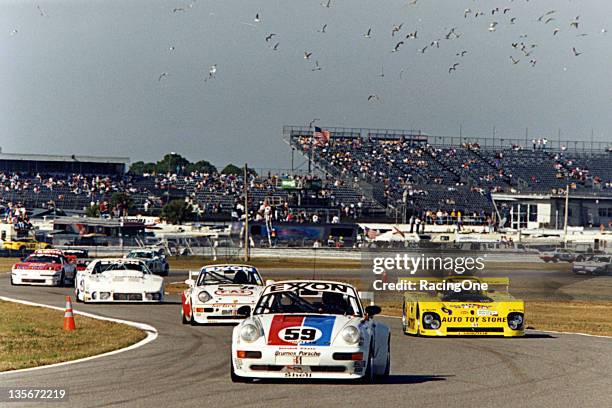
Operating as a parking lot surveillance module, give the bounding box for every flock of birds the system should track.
[210,2,604,103]
[10,2,607,104]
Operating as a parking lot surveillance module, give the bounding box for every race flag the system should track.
[313,126,331,146]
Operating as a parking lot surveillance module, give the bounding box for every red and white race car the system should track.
[182,264,266,325]
[10,249,77,286]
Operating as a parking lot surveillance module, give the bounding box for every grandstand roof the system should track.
[0,149,129,164]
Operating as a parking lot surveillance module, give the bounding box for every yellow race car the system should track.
[401,276,524,337]
[3,238,50,252]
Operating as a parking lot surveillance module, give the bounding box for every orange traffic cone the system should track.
[63,296,76,331]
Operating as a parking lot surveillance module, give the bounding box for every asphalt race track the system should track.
[2,269,612,408]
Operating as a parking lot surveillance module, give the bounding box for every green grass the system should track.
[0,300,146,371]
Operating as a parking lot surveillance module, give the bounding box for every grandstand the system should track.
[0,129,611,229]
[284,125,612,228]
[0,148,128,175]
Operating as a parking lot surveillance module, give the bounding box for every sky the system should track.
[1,0,611,171]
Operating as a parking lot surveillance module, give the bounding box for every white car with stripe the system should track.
[181,264,266,325]
[230,280,391,382]
[75,258,164,303]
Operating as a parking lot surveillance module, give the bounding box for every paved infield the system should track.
[1,269,612,408]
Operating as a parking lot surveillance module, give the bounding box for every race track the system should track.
[1,269,612,408]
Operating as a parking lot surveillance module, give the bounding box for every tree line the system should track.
[128,153,247,176]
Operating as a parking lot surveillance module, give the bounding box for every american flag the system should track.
[312,126,330,146]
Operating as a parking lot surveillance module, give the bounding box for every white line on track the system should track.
[0,296,158,376]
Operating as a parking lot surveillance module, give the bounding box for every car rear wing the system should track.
[398,276,510,293]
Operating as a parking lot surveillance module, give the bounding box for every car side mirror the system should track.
[365,305,381,317]
[184,279,195,287]
[237,305,252,317]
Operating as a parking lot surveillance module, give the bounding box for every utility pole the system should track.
[291,147,295,174]
[563,184,570,245]
[243,164,250,261]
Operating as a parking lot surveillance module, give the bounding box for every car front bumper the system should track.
[82,290,164,303]
[11,270,62,286]
[232,345,367,379]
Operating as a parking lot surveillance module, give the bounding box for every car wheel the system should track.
[10,274,15,286]
[401,303,408,334]
[75,289,82,303]
[230,359,251,383]
[360,344,376,384]
[381,336,391,378]
[182,308,189,325]
[190,309,198,326]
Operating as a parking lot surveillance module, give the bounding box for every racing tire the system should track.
[380,336,391,378]
[359,344,376,384]
[182,308,189,325]
[401,303,409,335]
[230,360,251,383]
[75,289,82,303]
[10,274,15,286]
[189,310,198,326]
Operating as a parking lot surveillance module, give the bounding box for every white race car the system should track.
[230,280,391,382]
[10,249,77,286]
[124,249,169,276]
[75,258,164,303]
[181,264,266,325]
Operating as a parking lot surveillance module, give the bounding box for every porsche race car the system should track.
[62,249,92,271]
[124,249,169,276]
[401,276,524,337]
[75,258,164,303]
[10,249,76,286]
[231,280,390,382]
[182,264,266,325]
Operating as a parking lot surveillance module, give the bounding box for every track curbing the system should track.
[0,295,159,376]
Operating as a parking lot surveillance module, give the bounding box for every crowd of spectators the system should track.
[1,136,611,226]
[293,134,612,217]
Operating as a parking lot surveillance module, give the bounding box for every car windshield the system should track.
[439,280,492,302]
[594,256,611,263]
[197,267,262,286]
[25,255,61,264]
[127,251,153,259]
[254,284,362,316]
[95,262,150,274]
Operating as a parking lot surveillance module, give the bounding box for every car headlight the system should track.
[146,292,161,300]
[422,312,441,330]
[197,291,212,303]
[100,292,111,300]
[240,324,260,342]
[341,326,360,344]
[508,313,524,330]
